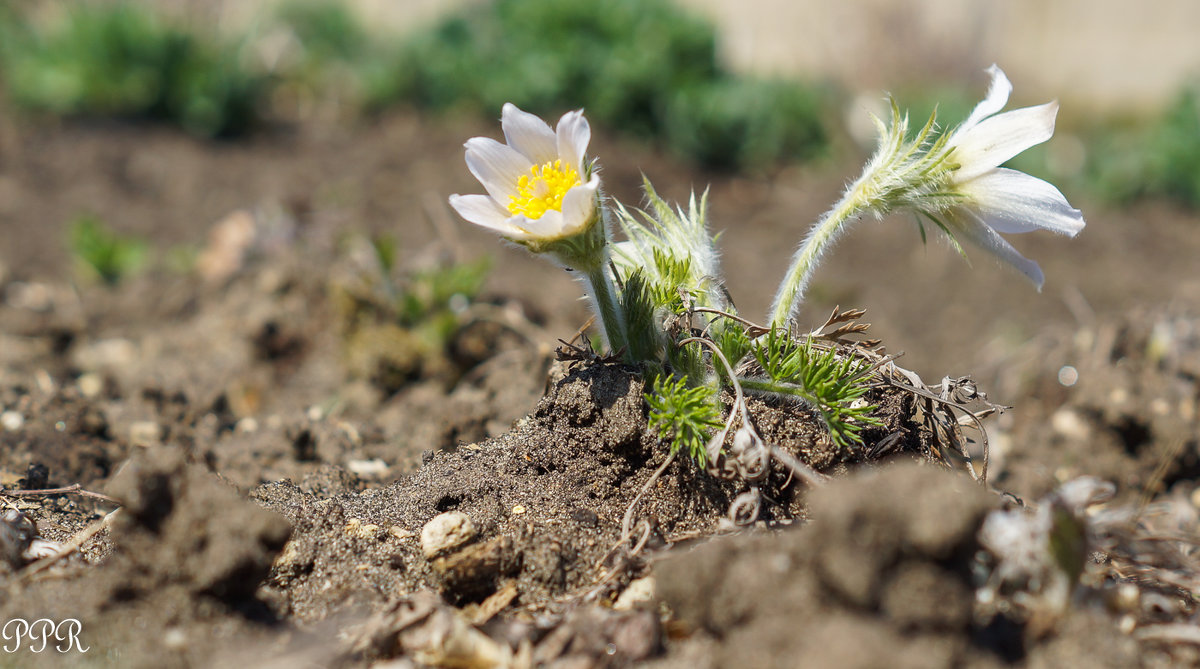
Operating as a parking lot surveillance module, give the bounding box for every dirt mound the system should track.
[1,446,290,668]
[654,464,1139,669]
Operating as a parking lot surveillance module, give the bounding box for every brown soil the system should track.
[1,110,1198,668]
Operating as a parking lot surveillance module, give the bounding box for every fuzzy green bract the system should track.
[612,180,879,461]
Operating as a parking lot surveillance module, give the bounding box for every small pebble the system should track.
[420,511,476,558]
[1,411,23,432]
[1050,408,1089,441]
[347,458,389,478]
[163,628,188,651]
[341,519,384,542]
[236,417,259,434]
[129,421,162,447]
[613,577,656,610]
[34,370,55,394]
[274,540,302,569]
[389,526,415,541]
[512,505,526,515]
[196,209,256,283]
[6,282,53,311]
[74,338,137,370]
[77,372,104,398]
[1109,582,1140,613]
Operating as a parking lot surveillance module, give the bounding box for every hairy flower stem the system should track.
[583,264,628,355]
[737,377,817,401]
[769,179,872,327]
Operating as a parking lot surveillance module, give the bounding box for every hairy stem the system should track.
[768,181,872,327]
[737,376,818,404]
[583,264,628,355]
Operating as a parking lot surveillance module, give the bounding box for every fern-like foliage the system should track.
[742,328,881,448]
[612,178,881,464]
[646,375,724,465]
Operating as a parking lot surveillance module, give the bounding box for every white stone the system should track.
[420,511,476,558]
[77,373,104,398]
[1050,408,1089,441]
[72,338,138,371]
[613,577,656,610]
[0,411,23,432]
[129,421,162,447]
[236,417,259,433]
[346,458,389,478]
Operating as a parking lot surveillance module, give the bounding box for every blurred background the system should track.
[1,0,1198,385]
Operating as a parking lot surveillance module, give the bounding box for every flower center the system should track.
[508,160,580,219]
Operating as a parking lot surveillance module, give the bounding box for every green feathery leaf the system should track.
[742,328,881,448]
[646,374,724,465]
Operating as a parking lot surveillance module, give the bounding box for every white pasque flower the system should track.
[449,103,600,244]
[938,64,1086,289]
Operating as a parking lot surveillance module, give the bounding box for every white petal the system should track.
[959,168,1085,237]
[514,210,567,239]
[464,137,531,202]
[955,64,1012,136]
[950,102,1058,182]
[449,194,518,234]
[556,109,591,173]
[501,103,557,165]
[558,176,600,236]
[948,208,1045,289]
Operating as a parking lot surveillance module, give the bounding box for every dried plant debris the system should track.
[655,464,1138,669]
[0,509,61,571]
[976,473,1200,665]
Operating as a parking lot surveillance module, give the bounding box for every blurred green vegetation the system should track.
[662,78,828,171]
[330,234,493,392]
[377,0,830,170]
[0,3,265,137]
[3,0,1199,196]
[1083,86,1200,209]
[68,215,148,285]
[0,0,829,170]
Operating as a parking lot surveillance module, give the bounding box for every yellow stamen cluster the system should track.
[508,160,580,220]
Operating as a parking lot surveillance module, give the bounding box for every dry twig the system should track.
[2,483,120,506]
[21,508,120,579]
